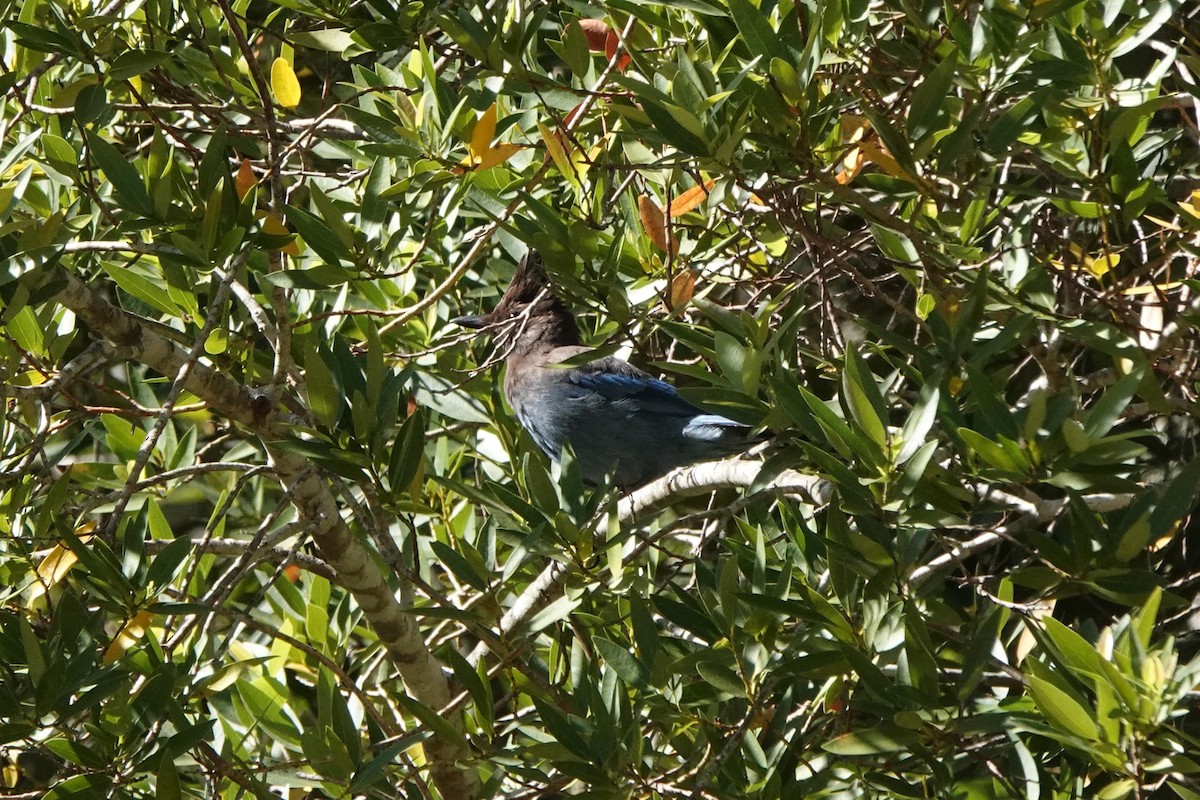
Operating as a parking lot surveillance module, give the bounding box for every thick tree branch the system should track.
[53,271,479,798]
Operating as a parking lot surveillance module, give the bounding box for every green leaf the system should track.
[639,99,711,155]
[86,130,153,216]
[388,409,425,494]
[559,20,591,78]
[304,342,343,427]
[1149,457,1200,544]
[957,428,1025,474]
[594,638,651,689]
[98,262,183,319]
[822,726,911,755]
[841,344,888,447]
[156,753,180,800]
[907,51,958,141]
[109,50,169,81]
[727,0,787,61]
[695,661,746,696]
[1028,674,1099,741]
[286,204,349,264]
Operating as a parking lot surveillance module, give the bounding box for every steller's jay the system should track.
[452,250,762,488]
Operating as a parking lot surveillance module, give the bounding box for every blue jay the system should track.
[452,251,761,488]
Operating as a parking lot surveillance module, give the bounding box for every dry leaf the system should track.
[667,269,696,310]
[271,57,301,109]
[669,180,714,216]
[638,195,677,254]
[564,101,587,129]
[235,158,256,201]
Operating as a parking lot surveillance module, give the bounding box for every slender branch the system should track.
[146,537,335,580]
[467,460,831,667]
[909,488,1137,585]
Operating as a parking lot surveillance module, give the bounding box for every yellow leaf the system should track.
[271,57,301,109]
[475,142,521,170]
[470,103,499,164]
[1121,281,1181,296]
[837,145,866,184]
[637,195,676,255]
[28,538,86,609]
[1084,252,1119,279]
[669,180,714,216]
[36,543,80,587]
[539,121,573,178]
[858,139,904,179]
[1178,189,1200,219]
[104,610,155,664]
[262,213,300,256]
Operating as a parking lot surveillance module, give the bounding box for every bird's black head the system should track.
[451,250,580,349]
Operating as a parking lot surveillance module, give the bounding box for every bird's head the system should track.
[451,250,580,353]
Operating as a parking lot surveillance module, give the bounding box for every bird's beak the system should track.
[450,314,488,330]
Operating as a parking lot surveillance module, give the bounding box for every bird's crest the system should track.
[489,250,555,320]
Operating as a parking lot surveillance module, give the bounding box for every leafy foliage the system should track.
[2,0,1200,797]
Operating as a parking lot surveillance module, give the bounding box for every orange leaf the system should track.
[564,101,587,129]
[235,158,256,201]
[604,28,631,71]
[578,19,611,51]
[104,610,155,664]
[667,269,696,310]
[669,180,714,216]
[638,195,676,255]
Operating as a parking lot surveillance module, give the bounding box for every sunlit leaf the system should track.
[271,57,301,109]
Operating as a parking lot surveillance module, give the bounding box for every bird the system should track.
[452,250,762,488]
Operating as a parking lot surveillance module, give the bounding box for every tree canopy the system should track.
[2,0,1200,797]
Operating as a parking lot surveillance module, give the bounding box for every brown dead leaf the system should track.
[667,269,696,310]
[578,19,610,51]
[638,195,676,255]
[669,180,714,216]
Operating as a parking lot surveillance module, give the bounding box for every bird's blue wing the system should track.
[565,359,745,434]
[567,370,678,402]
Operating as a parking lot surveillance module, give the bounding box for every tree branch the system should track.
[467,460,831,667]
[53,270,479,798]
